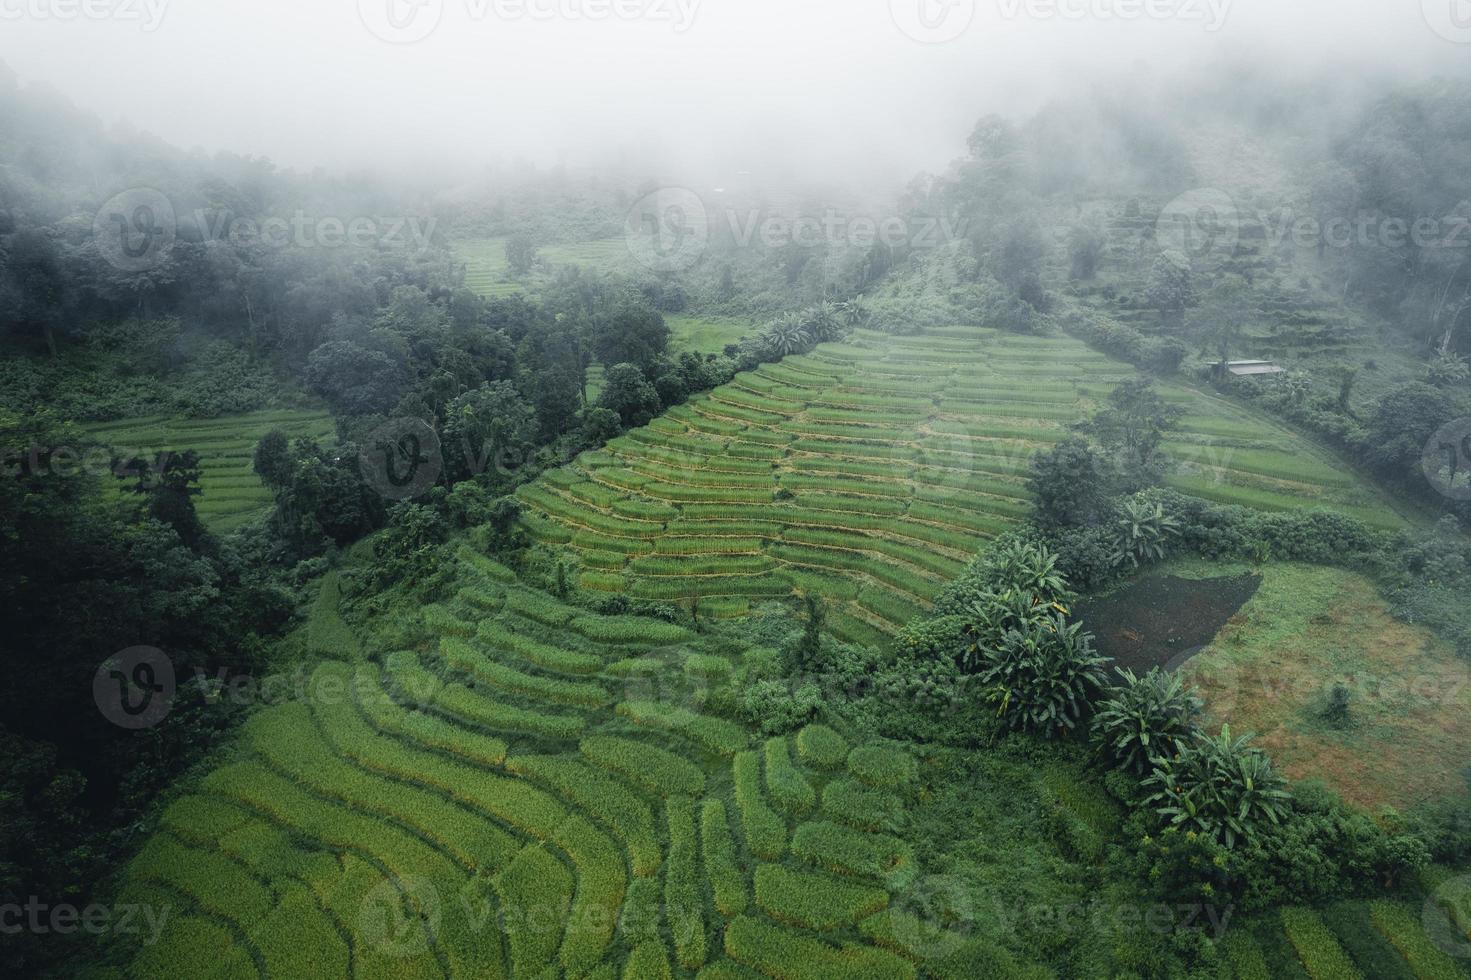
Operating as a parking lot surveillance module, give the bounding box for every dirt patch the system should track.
[1074,573,1262,675]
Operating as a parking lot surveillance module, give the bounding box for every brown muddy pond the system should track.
[1073,572,1262,674]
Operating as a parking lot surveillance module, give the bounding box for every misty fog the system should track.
[2,0,1467,192]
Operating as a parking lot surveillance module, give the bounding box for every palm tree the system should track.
[803,301,843,343]
[1109,498,1180,568]
[766,313,811,357]
[836,296,871,328]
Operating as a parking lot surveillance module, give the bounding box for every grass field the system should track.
[668,315,755,355]
[1170,560,1471,811]
[514,327,1402,645]
[115,545,946,978]
[83,409,335,533]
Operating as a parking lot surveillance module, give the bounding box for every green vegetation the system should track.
[795,723,849,769]
[20,53,1471,980]
[753,864,889,931]
[84,409,336,531]
[514,327,1391,643]
[733,750,787,859]
[763,737,816,816]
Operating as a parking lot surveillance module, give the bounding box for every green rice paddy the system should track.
[82,409,335,533]
[514,327,1399,646]
[116,546,943,979]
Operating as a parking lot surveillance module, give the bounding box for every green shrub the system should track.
[795,724,849,769]
[1091,667,1201,775]
[975,615,1108,737]
[739,680,822,736]
[1143,725,1291,849]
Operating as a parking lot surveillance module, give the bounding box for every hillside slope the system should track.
[112,547,960,979]
[514,326,1403,647]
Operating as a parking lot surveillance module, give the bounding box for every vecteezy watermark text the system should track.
[1151,187,1471,261]
[92,189,439,273]
[0,897,172,945]
[0,0,168,30]
[624,186,966,273]
[193,209,438,253]
[889,0,1229,44]
[357,0,699,44]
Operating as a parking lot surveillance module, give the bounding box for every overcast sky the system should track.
[2,0,1467,191]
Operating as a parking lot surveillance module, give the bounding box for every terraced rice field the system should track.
[83,409,336,533]
[1221,900,1471,980]
[514,327,1397,646]
[118,547,936,979]
[458,237,631,298]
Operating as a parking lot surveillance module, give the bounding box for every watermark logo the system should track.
[0,0,169,31]
[625,186,709,273]
[359,874,440,958]
[93,646,175,729]
[1423,417,1471,501]
[358,0,699,43]
[358,0,444,43]
[890,0,975,43]
[1423,0,1471,43]
[93,188,175,273]
[996,0,1230,30]
[726,208,966,251]
[1155,188,1239,260]
[1426,874,1471,958]
[359,418,444,501]
[888,873,974,959]
[193,209,438,252]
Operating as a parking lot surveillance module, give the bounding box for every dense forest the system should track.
[4,24,1471,980]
